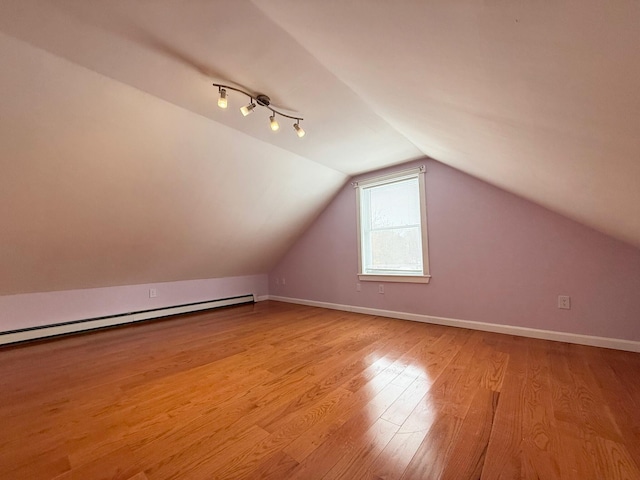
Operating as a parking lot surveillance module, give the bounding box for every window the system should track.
[354,166,430,283]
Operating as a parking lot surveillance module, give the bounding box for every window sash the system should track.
[354,166,430,283]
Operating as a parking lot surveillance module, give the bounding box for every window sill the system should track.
[358,274,431,284]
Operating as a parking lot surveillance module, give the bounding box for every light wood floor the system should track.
[1,301,639,479]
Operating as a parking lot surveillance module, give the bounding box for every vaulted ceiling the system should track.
[1,0,638,295]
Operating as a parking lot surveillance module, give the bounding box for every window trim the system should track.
[353,165,431,284]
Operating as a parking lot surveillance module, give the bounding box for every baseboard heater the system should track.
[0,294,255,347]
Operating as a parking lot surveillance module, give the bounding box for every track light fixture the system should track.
[269,115,279,131]
[212,83,305,137]
[293,120,305,138]
[217,87,227,109]
[240,102,256,116]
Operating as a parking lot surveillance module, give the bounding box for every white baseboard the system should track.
[267,295,640,353]
[0,294,255,346]
[255,295,270,302]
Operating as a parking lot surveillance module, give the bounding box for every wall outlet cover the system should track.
[558,295,571,310]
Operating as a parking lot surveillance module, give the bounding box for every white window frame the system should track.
[353,165,431,284]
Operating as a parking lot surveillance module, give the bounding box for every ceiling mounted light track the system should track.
[213,83,305,137]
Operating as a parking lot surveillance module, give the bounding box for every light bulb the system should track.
[217,88,227,109]
[240,102,256,116]
[293,122,305,138]
[270,115,280,131]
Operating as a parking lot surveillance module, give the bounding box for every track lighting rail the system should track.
[213,82,305,137]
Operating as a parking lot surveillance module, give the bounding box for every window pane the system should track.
[368,178,420,229]
[368,226,423,273]
[358,169,429,279]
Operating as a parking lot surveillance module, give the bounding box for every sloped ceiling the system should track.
[0,1,638,295]
[254,0,640,248]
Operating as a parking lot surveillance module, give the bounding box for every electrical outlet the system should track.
[378,284,384,294]
[276,278,280,286]
[558,295,571,310]
[149,288,157,298]
[356,283,361,292]
[282,278,286,285]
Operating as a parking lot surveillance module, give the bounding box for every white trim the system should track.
[358,274,431,284]
[417,167,431,276]
[355,166,430,280]
[266,295,640,353]
[0,295,254,346]
[352,165,426,188]
[255,295,270,302]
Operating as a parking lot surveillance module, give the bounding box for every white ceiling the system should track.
[0,0,422,173]
[254,0,640,247]
[0,0,638,294]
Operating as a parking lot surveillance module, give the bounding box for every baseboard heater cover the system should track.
[0,294,255,346]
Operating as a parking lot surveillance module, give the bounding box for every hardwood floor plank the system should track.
[51,445,143,480]
[247,450,299,479]
[0,451,70,480]
[286,382,409,479]
[548,342,640,480]
[564,344,624,442]
[205,387,354,479]
[520,342,562,480]
[480,342,526,479]
[322,417,399,480]
[439,388,499,480]
[142,424,270,480]
[1,301,639,479]
[400,412,463,480]
[283,355,409,463]
[257,324,410,433]
[593,436,640,480]
[587,348,640,470]
[382,376,432,426]
[125,473,149,480]
[364,428,427,480]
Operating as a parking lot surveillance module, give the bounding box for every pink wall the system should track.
[0,274,267,333]
[269,159,640,341]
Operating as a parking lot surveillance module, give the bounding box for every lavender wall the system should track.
[269,159,640,342]
[0,274,268,333]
